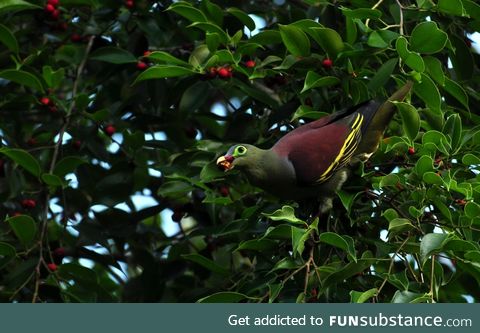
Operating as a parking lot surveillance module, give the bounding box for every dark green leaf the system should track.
[420,233,448,262]
[0,148,41,177]
[7,215,37,247]
[134,66,197,83]
[410,21,448,54]
[197,292,249,303]
[0,24,19,54]
[279,24,310,57]
[182,254,229,276]
[0,69,44,92]
[301,72,340,93]
[167,2,208,22]
[90,47,137,64]
[395,102,419,141]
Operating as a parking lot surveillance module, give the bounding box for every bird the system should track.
[216,81,413,213]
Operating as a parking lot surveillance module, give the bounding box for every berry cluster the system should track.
[44,0,60,20]
[21,198,37,209]
[206,66,233,79]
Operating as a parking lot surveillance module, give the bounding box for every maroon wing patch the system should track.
[272,113,364,185]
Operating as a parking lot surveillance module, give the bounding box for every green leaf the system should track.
[0,69,44,92]
[0,0,40,13]
[57,263,99,288]
[443,114,462,151]
[182,254,229,276]
[236,239,277,252]
[413,73,441,113]
[337,190,358,214]
[341,7,382,20]
[410,21,448,54]
[262,206,306,225]
[367,30,399,48]
[42,66,65,89]
[382,208,398,222]
[227,8,255,31]
[463,0,480,20]
[0,24,19,54]
[462,153,480,165]
[291,106,327,122]
[7,215,37,247]
[449,35,474,80]
[396,37,425,72]
[388,218,414,234]
[89,47,137,64]
[423,171,443,185]
[206,32,221,52]
[187,22,228,43]
[394,102,419,141]
[167,2,208,22]
[423,56,445,86]
[420,233,448,262]
[415,155,434,175]
[379,174,400,188]
[41,173,66,188]
[134,65,197,84]
[53,156,87,178]
[367,58,398,92]
[145,51,190,66]
[279,24,310,57]
[443,77,469,111]
[438,0,466,16]
[392,291,429,303]
[0,148,41,177]
[0,242,16,258]
[465,202,480,219]
[319,232,357,262]
[197,292,249,303]
[350,288,377,303]
[309,27,344,57]
[301,72,340,93]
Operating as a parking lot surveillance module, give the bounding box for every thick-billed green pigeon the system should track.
[217,81,413,212]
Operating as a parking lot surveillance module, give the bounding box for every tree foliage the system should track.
[1,0,480,303]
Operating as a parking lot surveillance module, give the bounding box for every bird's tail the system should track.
[354,80,414,158]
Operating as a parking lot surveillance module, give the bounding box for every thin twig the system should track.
[32,36,96,303]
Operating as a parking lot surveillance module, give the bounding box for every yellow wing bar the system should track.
[317,113,363,183]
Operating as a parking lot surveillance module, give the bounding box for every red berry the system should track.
[40,97,51,106]
[72,140,81,150]
[53,247,66,259]
[71,33,82,42]
[217,67,230,78]
[47,263,58,272]
[45,4,55,12]
[171,211,183,223]
[466,38,472,48]
[143,50,152,57]
[21,199,36,209]
[184,126,197,139]
[51,9,60,20]
[104,125,116,137]
[322,58,333,69]
[408,147,415,155]
[125,0,134,8]
[27,138,37,146]
[206,67,217,78]
[219,186,230,197]
[136,61,148,70]
[245,60,256,68]
[49,106,58,113]
[455,199,467,206]
[47,0,59,6]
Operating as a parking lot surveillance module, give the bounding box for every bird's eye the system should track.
[235,145,247,155]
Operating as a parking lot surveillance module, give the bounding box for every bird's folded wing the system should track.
[275,112,363,185]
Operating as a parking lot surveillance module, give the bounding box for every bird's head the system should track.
[216,144,262,172]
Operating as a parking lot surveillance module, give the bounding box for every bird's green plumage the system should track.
[217,81,413,210]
